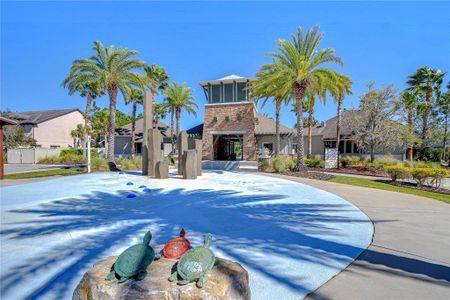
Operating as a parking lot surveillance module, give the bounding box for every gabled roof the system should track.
[255,114,295,135]
[9,108,81,125]
[0,116,18,126]
[199,74,255,86]
[115,118,171,142]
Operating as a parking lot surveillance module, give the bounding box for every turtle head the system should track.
[203,233,212,248]
[180,228,185,238]
[143,231,152,245]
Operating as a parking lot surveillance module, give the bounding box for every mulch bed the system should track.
[280,171,336,181]
[380,180,450,195]
[312,166,388,177]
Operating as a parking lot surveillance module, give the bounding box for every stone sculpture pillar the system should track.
[148,128,162,177]
[193,139,202,176]
[155,161,169,179]
[182,150,197,179]
[177,131,188,175]
[142,91,154,175]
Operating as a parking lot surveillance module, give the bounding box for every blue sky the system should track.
[1,1,450,130]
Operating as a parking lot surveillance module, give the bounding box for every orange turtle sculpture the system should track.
[156,229,191,259]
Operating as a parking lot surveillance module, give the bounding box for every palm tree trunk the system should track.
[176,107,181,138]
[421,86,432,156]
[293,81,307,171]
[443,103,449,162]
[370,144,375,163]
[171,107,175,153]
[336,96,343,169]
[107,87,118,162]
[83,93,93,157]
[308,106,314,158]
[406,106,414,161]
[275,102,281,156]
[131,98,137,157]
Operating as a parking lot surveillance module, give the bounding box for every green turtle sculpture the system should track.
[106,230,155,283]
[169,233,216,288]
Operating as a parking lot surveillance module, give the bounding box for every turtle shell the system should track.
[114,244,155,278]
[162,229,191,259]
[177,246,215,281]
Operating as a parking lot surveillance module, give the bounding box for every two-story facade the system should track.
[191,75,296,161]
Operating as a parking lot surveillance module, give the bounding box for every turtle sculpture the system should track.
[155,228,192,260]
[106,230,155,283]
[169,233,216,288]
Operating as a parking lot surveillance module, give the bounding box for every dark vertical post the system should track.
[0,124,4,180]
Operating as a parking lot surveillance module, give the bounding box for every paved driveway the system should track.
[265,173,450,300]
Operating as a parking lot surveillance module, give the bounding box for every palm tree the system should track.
[71,124,85,148]
[304,83,328,158]
[153,103,168,127]
[65,41,148,162]
[163,82,198,141]
[125,88,144,157]
[251,61,291,156]
[397,91,418,161]
[62,77,103,155]
[330,74,352,167]
[407,67,445,156]
[268,26,343,170]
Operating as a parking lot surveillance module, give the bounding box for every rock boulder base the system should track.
[73,256,250,300]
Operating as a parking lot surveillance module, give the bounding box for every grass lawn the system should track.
[4,168,84,180]
[329,176,450,204]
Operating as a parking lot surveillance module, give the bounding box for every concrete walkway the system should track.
[263,173,450,300]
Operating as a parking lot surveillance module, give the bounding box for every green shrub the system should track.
[374,155,401,168]
[411,168,438,186]
[164,156,174,166]
[272,155,294,172]
[117,158,133,170]
[305,155,324,168]
[340,155,363,167]
[384,166,412,182]
[60,148,98,158]
[91,157,108,171]
[259,159,272,172]
[38,155,60,164]
[428,168,448,188]
[132,156,142,170]
[60,153,85,164]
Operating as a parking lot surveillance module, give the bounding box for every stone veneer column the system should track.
[201,102,257,161]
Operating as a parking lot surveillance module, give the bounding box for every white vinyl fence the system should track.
[7,148,61,164]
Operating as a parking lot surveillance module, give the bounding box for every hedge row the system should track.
[384,166,448,188]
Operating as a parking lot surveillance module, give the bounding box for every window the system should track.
[237,82,247,101]
[262,142,273,153]
[346,141,353,154]
[211,84,221,103]
[224,83,233,102]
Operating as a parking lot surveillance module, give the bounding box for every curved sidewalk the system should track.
[263,173,450,300]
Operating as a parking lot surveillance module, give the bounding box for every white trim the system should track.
[210,130,246,135]
[205,101,256,107]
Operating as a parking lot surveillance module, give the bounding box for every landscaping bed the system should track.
[381,180,450,195]
[280,170,336,181]
[314,166,388,177]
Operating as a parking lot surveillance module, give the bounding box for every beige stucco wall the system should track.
[256,135,291,154]
[31,111,85,148]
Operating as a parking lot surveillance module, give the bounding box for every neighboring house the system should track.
[6,108,85,148]
[114,119,173,157]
